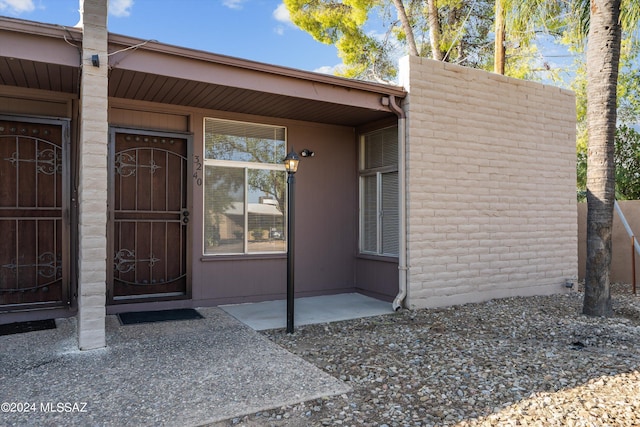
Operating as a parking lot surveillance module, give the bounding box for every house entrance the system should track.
[108,130,190,303]
[0,118,70,311]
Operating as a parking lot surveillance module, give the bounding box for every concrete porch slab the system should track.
[0,307,350,426]
[220,293,395,330]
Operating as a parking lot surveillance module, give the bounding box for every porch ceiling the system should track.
[0,57,80,94]
[0,17,406,128]
[0,57,400,127]
[107,68,396,126]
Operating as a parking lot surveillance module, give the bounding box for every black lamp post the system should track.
[283,149,300,334]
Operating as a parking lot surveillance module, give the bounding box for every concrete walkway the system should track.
[221,293,395,330]
[0,307,351,427]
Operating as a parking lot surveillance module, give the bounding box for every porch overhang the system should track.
[0,16,406,127]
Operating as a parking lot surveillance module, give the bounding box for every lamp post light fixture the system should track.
[283,149,300,334]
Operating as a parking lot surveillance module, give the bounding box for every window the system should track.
[359,126,399,256]
[203,118,287,255]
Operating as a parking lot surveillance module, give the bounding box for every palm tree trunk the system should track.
[583,0,622,317]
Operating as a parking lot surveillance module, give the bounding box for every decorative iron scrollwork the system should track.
[4,148,62,175]
[0,252,62,293]
[114,249,160,274]
[1,252,61,278]
[115,152,161,177]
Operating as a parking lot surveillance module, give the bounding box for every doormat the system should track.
[0,319,57,336]
[118,308,203,325]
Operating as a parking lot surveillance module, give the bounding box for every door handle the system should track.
[182,210,189,224]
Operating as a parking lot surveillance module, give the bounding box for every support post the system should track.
[77,0,108,350]
[286,173,295,333]
[633,236,637,295]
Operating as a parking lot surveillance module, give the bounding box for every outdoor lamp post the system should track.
[283,149,299,334]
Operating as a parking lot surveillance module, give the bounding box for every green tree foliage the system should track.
[578,125,640,201]
[284,0,497,80]
[618,41,640,123]
[284,0,572,80]
[284,0,397,80]
[614,125,640,200]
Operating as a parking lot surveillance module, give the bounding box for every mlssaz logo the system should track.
[40,402,88,413]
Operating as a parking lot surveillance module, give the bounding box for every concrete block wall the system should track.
[77,0,108,350]
[399,56,577,308]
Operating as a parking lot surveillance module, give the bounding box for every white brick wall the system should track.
[77,0,108,350]
[399,57,577,309]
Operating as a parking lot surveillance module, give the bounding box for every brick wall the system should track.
[399,56,577,308]
[77,0,108,350]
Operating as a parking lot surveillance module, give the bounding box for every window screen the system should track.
[203,118,287,255]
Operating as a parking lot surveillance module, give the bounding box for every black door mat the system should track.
[0,319,57,336]
[118,308,203,325]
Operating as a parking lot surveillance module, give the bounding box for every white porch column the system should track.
[77,0,108,350]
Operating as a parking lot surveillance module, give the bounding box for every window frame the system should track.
[202,117,288,256]
[358,126,399,257]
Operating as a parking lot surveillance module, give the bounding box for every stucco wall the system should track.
[578,201,640,285]
[0,92,72,118]
[103,105,365,309]
[399,56,577,309]
[189,112,360,306]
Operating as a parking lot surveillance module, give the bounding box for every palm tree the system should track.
[583,0,622,316]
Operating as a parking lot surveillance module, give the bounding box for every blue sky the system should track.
[0,0,344,73]
[0,0,617,90]
[0,0,581,82]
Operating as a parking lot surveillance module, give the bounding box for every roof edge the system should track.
[107,33,406,98]
[0,16,82,39]
[0,15,406,99]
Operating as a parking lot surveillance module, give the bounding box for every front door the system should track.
[108,130,190,303]
[0,118,69,311]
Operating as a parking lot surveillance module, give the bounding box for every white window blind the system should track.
[381,171,399,255]
[360,126,399,257]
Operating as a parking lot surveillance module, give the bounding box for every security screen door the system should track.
[109,131,189,303]
[0,119,69,310]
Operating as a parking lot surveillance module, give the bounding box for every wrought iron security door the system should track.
[109,131,189,302]
[0,119,69,310]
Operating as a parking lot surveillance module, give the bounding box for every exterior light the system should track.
[283,150,300,174]
[283,148,300,333]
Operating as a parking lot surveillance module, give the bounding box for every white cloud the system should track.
[313,64,345,76]
[0,0,35,14]
[223,0,245,10]
[273,3,290,24]
[272,3,295,36]
[109,0,133,17]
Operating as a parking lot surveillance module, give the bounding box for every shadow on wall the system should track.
[578,200,640,283]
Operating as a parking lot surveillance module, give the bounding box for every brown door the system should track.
[0,119,69,310]
[109,131,190,303]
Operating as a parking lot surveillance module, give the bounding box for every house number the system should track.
[193,155,203,187]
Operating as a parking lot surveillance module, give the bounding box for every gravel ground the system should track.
[210,284,640,427]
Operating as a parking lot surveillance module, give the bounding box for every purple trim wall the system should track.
[191,119,361,305]
[356,257,399,301]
